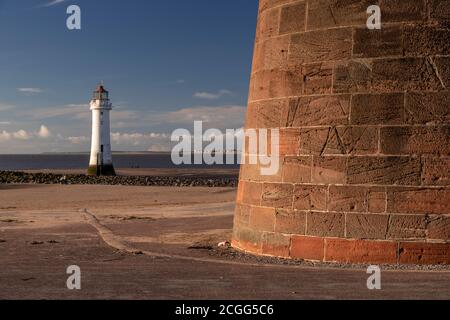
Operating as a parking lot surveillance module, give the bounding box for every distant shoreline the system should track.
[3,151,241,155]
[0,153,240,171]
[0,169,238,188]
[5,151,173,155]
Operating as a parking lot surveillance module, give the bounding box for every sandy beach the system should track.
[1,182,450,300]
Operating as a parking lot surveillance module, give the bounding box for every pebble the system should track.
[0,171,238,188]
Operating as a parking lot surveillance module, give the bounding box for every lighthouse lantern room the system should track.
[87,84,116,176]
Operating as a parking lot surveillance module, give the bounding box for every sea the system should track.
[0,153,240,171]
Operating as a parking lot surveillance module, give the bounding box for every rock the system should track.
[0,171,238,188]
[218,241,231,248]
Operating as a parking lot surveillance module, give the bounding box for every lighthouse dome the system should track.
[93,84,109,100]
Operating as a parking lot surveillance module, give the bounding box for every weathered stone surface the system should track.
[293,185,327,211]
[404,24,450,56]
[328,186,367,212]
[351,93,404,125]
[306,0,375,30]
[306,212,345,237]
[353,26,403,58]
[279,2,306,35]
[405,92,450,125]
[399,242,450,265]
[247,99,289,129]
[422,156,450,186]
[261,183,294,209]
[430,0,450,21]
[291,235,325,261]
[380,126,450,156]
[333,60,372,93]
[240,162,282,183]
[434,57,450,89]
[427,215,450,240]
[312,156,346,184]
[255,7,280,42]
[253,35,290,73]
[347,157,422,186]
[285,95,350,127]
[261,232,291,257]
[368,188,387,213]
[234,204,252,228]
[239,181,263,206]
[322,126,378,155]
[250,69,303,101]
[289,28,352,64]
[325,239,398,264]
[298,128,330,155]
[282,156,311,183]
[259,0,297,13]
[234,227,263,254]
[303,63,333,95]
[249,206,276,232]
[387,188,450,215]
[346,213,390,239]
[387,215,427,240]
[380,0,427,23]
[278,128,301,155]
[275,209,307,234]
[234,0,450,265]
[371,57,444,92]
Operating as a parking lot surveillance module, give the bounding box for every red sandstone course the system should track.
[232,0,450,265]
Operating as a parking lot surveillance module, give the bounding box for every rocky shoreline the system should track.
[0,171,238,188]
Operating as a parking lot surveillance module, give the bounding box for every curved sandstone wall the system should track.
[232,0,450,264]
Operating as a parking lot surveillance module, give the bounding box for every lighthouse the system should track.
[87,84,116,176]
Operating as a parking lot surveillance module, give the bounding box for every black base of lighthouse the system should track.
[87,165,116,176]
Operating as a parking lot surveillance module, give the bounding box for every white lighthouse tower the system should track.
[87,84,116,176]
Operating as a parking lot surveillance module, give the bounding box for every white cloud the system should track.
[67,136,89,145]
[42,0,66,7]
[18,88,44,94]
[38,125,51,138]
[194,89,233,100]
[13,130,31,140]
[0,103,15,111]
[22,104,89,120]
[155,105,246,129]
[0,101,246,153]
[0,131,12,142]
[111,132,169,147]
[65,132,171,151]
[0,126,51,142]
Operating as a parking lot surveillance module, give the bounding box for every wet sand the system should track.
[0,184,449,300]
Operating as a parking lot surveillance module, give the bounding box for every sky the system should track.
[0,0,258,153]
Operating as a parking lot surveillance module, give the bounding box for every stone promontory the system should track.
[0,171,237,188]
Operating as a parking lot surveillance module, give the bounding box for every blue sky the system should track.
[0,0,257,153]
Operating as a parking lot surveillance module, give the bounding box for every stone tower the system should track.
[88,84,116,176]
[232,0,449,264]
